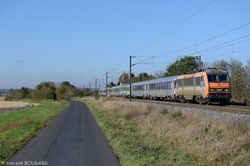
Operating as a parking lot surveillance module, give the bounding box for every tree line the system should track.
[6,56,250,105]
[5,81,94,101]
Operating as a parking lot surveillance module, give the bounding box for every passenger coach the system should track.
[146,76,177,100]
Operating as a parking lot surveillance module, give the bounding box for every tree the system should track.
[244,60,250,105]
[55,81,76,100]
[61,81,71,87]
[32,81,56,99]
[228,59,246,103]
[82,88,93,96]
[107,82,116,88]
[154,70,164,78]
[20,87,30,99]
[5,87,30,100]
[212,60,229,71]
[134,72,156,82]
[163,56,202,77]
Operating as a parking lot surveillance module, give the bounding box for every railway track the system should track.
[130,98,250,116]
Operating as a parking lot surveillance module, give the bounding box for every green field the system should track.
[0,101,69,163]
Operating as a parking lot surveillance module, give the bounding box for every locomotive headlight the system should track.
[224,88,229,92]
[210,88,215,92]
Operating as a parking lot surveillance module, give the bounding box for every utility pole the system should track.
[106,72,109,96]
[129,55,153,101]
[95,79,98,90]
[130,56,136,102]
[197,55,201,71]
[89,82,91,89]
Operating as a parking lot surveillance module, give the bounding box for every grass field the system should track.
[78,97,250,166]
[0,101,37,108]
[0,101,69,163]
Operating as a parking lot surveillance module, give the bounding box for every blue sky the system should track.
[0,0,250,89]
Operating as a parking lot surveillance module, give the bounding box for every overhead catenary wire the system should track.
[130,20,250,78]
[91,1,250,88]
[130,0,216,56]
[100,19,250,88]
[102,2,250,86]
[203,46,250,60]
[133,23,250,74]
[185,35,250,57]
[157,22,250,58]
[133,35,250,75]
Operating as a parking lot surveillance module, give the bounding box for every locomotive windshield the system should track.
[207,74,229,82]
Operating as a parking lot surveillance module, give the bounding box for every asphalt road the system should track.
[8,101,120,166]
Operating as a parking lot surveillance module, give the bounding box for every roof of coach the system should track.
[110,84,127,89]
[131,80,149,86]
[130,75,178,86]
[147,75,178,84]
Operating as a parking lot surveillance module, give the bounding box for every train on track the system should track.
[99,68,232,105]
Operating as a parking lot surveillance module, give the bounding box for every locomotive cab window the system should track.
[207,74,229,82]
[196,77,200,86]
[200,76,204,87]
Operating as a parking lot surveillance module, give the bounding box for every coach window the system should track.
[161,83,164,89]
[150,84,154,90]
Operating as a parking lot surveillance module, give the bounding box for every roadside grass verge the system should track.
[78,97,250,166]
[77,98,197,166]
[0,101,69,163]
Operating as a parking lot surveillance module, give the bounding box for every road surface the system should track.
[8,101,120,166]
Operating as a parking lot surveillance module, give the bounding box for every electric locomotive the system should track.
[175,68,232,104]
